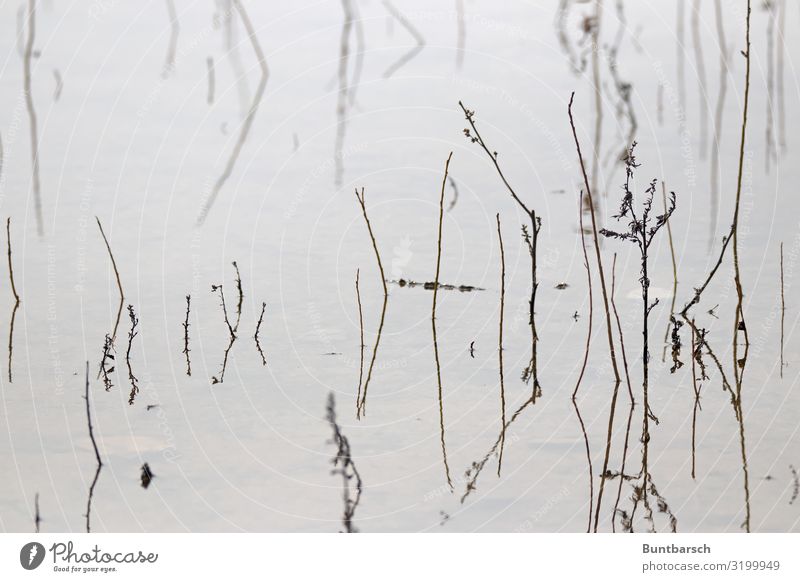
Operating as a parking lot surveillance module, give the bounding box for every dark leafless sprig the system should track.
[99,334,114,391]
[232,261,244,334]
[140,463,154,489]
[254,301,267,366]
[326,393,362,533]
[496,213,507,478]
[669,317,684,374]
[6,217,20,383]
[182,295,191,376]
[34,492,40,533]
[126,305,140,406]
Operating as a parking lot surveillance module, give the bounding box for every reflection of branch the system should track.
[431,153,454,490]
[326,393,362,533]
[23,0,44,236]
[198,0,269,224]
[382,0,425,78]
[355,188,388,419]
[6,218,20,383]
[162,0,180,78]
[206,57,215,105]
[335,0,353,187]
[83,362,103,533]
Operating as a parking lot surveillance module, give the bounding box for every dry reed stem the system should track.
[572,197,594,532]
[432,152,454,490]
[355,187,388,418]
[83,361,102,533]
[6,218,20,383]
[96,217,125,343]
[661,182,678,363]
[254,301,267,366]
[496,213,506,478]
[568,92,623,532]
[355,269,365,408]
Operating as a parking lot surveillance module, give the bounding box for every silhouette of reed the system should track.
[691,0,708,159]
[34,492,40,533]
[52,69,62,102]
[572,198,594,532]
[182,295,191,376]
[568,92,623,531]
[432,152,454,489]
[23,0,43,236]
[709,0,728,247]
[96,218,125,344]
[334,0,353,187]
[126,305,140,405]
[382,1,425,78]
[355,269,364,409]
[162,0,179,78]
[254,301,267,366]
[326,393,362,533]
[780,242,785,378]
[198,0,268,224]
[140,463,154,489]
[355,187,388,418]
[83,361,102,533]
[206,57,215,105]
[660,182,678,363]
[459,101,542,400]
[6,218,20,383]
[496,213,507,478]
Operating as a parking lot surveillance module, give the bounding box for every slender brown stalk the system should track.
[96,217,125,343]
[432,153,454,489]
[572,198,594,532]
[496,213,507,478]
[84,361,102,533]
[6,218,20,383]
[355,188,388,418]
[254,301,267,366]
[182,295,191,376]
[661,182,678,363]
[690,321,702,479]
[780,242,785,378]
[568,92,622,532]
[355,269,364,408]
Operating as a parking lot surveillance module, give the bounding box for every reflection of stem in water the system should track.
[677,0,686,122]
[382,0,425,79]
[52,69,63,102]
[355,269,364,411]
[206,57,215,105]
[126,305,140,406]
[776,0,785,150]
[656,83,663,126]
[780,243,785,378]
[555,0,581,74]
[326,393,363,533]
[354,188,388,419]
[495,214,506,478]
[447,176,458,212]
[162,0,179,78]
[691,0,708,159]
[23,0,44,236]
[34,492,40,533]
[198,0,268,224]
[222,0,251,118]
[349,0,364,107]
[334,0,353,187]
[182,295,191,376]
[690,322,703,479]
[96,218,125,342]
[609,253,635,533]
[254,301,267,366]
[568,93,623,532]
[572,198,594,532]
[765,1,776,173]
[455,0,465,70]
[431,153,454,489]
[660,182,678,363]
[83,361,103,533]
[709,0,728,248]
[6,218,20,383]
[458,102,542,400]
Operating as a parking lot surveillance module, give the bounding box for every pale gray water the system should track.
[0,0,798,532]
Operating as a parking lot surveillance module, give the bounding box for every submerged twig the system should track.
[432,152,454,489]
[326,393,363,533]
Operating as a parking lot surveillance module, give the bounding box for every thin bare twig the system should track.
[182,295,191,376]
[83,361,102,533]
[254,301,267,366]
[6,218,20,383]
[496,213,507,478]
